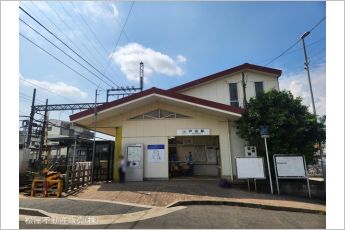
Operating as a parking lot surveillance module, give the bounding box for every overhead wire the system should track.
[262,16,326,66]
[102,1,131,42]
[20,69,79,104]
[20,18,113,89]
[67,1,128,86]
[27,1,107,73]
[103,1,135,75]
[69,1,108,54]
[20,33,106,92]
[57,2,110,70]
[19,92,46,104]
[19,6,120,88]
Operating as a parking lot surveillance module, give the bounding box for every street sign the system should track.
[259,126,270,138]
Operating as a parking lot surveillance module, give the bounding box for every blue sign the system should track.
[147,145,165,150]
[259,126,269,138]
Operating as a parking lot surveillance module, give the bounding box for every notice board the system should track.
[147,144,165,163]
[274,155,306,177]
[236,157,265,179]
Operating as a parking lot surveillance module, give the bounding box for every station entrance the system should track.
[168,136,221,178]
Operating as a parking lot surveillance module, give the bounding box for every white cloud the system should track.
[176,55,187,63]
[20,74,88,99]
[110,43,184,81]
[279,63,326,115]
[110,4,119,18]
[76,2,118,21]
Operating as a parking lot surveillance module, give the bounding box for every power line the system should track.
[27,1,107,73]
[70,1,108,55]
[102,2,131,43]
[262,16,326,66]
[20,92,46,104]
[67,1,128,86]
[309,16,326,33]
[103,1,135,74]
[57,2,110,70]
[20,18,113,89]
[282,37,325,56]
[20,32,106,92]
[19,6,120,88]
[264,40,301,66]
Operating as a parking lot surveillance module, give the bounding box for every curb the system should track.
[167,200,326,215]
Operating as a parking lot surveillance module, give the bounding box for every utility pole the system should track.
[301,31,325,184]
[140,62,144,91]
[37,98,48,171]
[241,72,247,110]
[91,89,98,183]
[26,88,36,147]
[301,31,316,115]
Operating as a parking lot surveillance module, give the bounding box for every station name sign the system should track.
[177,128,210,136]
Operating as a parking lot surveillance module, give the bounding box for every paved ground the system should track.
[20,198,148,216]
[69,180,325,211]
[19,205,325,229]
[19,180,326,228]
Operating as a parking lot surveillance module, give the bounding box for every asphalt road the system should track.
[20,205,325,229]
[20,198,148,216]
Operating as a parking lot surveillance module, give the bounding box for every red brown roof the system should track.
[70,87,244,121]
[169,63,282,92]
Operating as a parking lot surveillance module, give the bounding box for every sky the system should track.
[18,1,326,138]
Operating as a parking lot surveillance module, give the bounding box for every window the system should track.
[255,82,264,96]
[129,109,190,120]
[229,83,239,107]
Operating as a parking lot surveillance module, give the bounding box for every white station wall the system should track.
[95,102,243,180]
[179,70,279,107]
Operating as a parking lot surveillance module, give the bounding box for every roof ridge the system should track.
[70,87,244,121]
[168,63,282,92]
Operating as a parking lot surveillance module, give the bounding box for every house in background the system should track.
[70,63,281,181]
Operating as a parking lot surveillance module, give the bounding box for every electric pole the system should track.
[241,72,247,110]
[301,31,316,115]
[91,89,98,183]
[26,88,36,147]
[301,31,325,184]
[37,98,48,171]
[140,62,144,92]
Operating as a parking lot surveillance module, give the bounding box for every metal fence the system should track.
[64,162,92,192]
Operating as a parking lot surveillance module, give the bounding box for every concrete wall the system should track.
[95,102,245,180]
[179,70,279,107]
[19,148,31,173]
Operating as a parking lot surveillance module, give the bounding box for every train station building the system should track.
[70,63,281,181]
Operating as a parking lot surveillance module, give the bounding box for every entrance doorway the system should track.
[168,136,221,178]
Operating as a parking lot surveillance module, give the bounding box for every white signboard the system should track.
[275,156,306,177]
[127,146,142,162]
[177,128,210,136]
[147,145,164,163]
[236,157,265,179]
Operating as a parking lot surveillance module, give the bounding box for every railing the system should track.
[64,162,92,193]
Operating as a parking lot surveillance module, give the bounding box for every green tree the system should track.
[235,89,325,164]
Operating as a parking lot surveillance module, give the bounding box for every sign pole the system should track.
[303,156,312,198]
[273,155,280,195]
[264,137,274,194]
